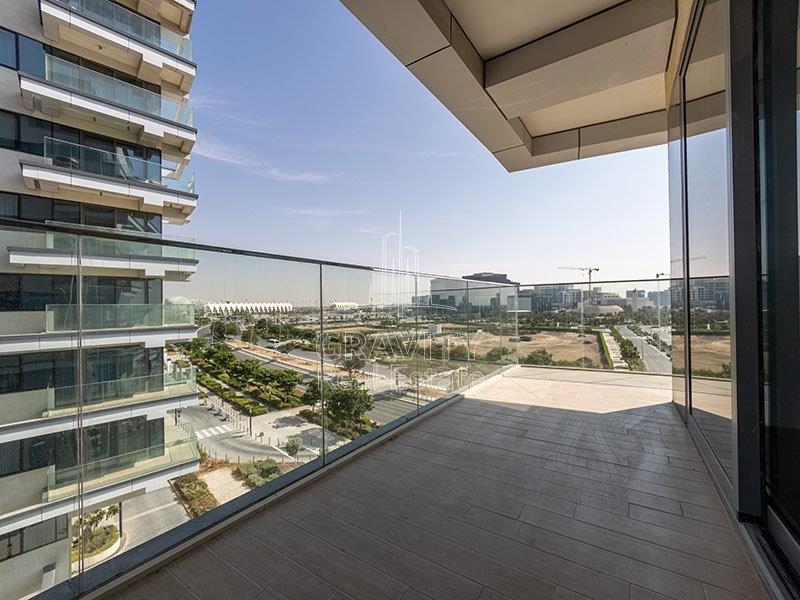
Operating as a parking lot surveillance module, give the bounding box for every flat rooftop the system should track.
[115,367,767,600]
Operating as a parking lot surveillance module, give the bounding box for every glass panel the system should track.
[684,0,733,480]
[50,0,193,60]
[44,137,196,193]
[19,195,53,223]
[0,27,16,69]
[0,192,18,219]
[44,55,194,126]
[19,115,51,155]
[0,110,17,149]
[667,67,686,416]
[52,201,80,224]
[758,0,800,554]
[0,227,77,600]
[321,266,419,451]
[17,35,44,78]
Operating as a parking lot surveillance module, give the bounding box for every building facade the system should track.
[0,1,200,597]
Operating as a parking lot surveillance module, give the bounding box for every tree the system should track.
[210,320,227,341]
[284,437,301,462]
[448,344,469,360]
[301,379,331,407]
[241,326,258,345]
[336,353,366,376]
[484,347,511,362]
[225,322,240,337]
[521,349,554,365]
[271,369,302,395]
[326,378,373,430]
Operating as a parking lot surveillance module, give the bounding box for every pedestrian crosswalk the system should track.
[195,424,236,439]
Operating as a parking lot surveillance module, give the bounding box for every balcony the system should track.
[40,0,195,91]
[19,55,195,153]
[2,224,759,600]
[0,302,197,354]
[0,367,199,443]
[0,425,198,535]
[20,138,197,221]
[46,302,195,331]
[125,0,195,35]
[45,424,199,503]
[7,227,198,280]
[113,367,766,600]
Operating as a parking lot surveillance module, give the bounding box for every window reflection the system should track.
[683,0,733,480]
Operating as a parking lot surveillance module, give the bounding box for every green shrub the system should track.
[173,474,218,517]
[597,332,614,370]
[235,459,281,488]
[70,525,119,562]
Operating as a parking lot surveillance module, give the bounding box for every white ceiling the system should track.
[443,0,624,59]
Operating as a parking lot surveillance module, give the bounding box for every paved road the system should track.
[119,487,188,553]
[180,404,289,462]
[617,325,672,374]
[232,348,316,382]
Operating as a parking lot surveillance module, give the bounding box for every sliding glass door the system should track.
[757,0,800,574]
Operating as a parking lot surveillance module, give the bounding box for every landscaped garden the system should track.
[180,339,306,415]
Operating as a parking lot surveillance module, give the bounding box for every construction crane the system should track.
[557,266,600,287]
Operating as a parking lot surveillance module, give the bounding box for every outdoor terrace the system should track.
[111,367,766,600]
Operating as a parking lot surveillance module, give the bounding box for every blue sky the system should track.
[180,1,669,284]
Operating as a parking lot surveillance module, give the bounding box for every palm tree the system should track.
[336,353,366,376]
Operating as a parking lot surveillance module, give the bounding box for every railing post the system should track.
[319,264,326,465]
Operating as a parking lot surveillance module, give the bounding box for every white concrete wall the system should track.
[0,0,45,41]
[0,535,71,600]
[0,467,46,516]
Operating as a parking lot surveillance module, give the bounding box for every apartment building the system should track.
[0,1,200,597]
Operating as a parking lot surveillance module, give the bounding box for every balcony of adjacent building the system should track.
[20,137,197,221]
[0,423,199,536]
[0,366,199,444]
[6,226,198,280]
[19,54,196,155]
[0,300,197,353]
[39,0,195,91]
[117,0,195,36]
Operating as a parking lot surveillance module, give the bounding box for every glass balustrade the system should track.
[50,0,193,60]
[45,425,199,501]
[17,228,196,261]
[46,302,195,331]
[0,223,520,596]
[44,54,194,126]
[43,137,196,194]
[0,368,197,426]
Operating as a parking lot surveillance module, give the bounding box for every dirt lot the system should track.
[689,335,731,372]
[419,330,602,365]
[517,331,602,364]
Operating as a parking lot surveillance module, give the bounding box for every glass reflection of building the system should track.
[0,1,200,597]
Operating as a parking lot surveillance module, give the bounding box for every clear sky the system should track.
[179,1,670,285]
